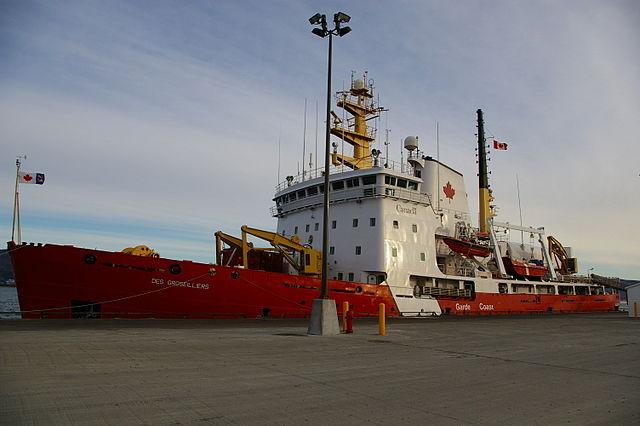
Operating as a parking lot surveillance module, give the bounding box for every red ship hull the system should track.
[9,242,398,319]
[8,242,619,319]
[437,293,618,316]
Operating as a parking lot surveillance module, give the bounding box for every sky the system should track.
[0,0,639,278]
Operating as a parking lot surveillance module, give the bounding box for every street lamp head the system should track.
[337,26,351,37]
[309,13,323,25]
[334,12,351,24]
[312,28,327,38]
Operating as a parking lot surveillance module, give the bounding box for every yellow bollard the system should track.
[342,301,349,331]
[378,303,386,336]
[634,302,638,320]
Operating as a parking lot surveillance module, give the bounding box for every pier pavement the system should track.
[1,313,638,424]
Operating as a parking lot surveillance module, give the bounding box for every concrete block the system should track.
[307,299,340,335]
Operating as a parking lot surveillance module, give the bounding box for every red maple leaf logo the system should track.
[443,181,455,199]
[23,174,33,182]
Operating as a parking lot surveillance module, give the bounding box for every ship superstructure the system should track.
[268,75,616,316]
[8,74,618,319]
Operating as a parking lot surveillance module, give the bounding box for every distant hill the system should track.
[0,249,15,283]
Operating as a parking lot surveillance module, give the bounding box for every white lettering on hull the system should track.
[454,302,495,311]
[151,278,209,290]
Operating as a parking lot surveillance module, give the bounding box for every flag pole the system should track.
[11,157,21,243]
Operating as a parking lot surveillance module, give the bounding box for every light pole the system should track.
[307,12,351,335]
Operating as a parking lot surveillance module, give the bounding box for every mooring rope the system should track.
[2,270,214,315]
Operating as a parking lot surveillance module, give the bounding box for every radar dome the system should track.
[404,136,419,151]
[353,79,366,91]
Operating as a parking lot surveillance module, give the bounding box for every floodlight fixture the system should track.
[312,27,326,38]
[309,13,323,25]
[334,12,351,24]
[337,26,351,37]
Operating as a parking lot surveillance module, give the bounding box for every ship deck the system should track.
[1,313,638,424]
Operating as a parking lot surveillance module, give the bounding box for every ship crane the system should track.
[214,231,252,266]
[547,235,578,275]
[240,225,322,277]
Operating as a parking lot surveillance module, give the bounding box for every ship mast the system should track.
[330,74,382,170]
[477,109,493,234]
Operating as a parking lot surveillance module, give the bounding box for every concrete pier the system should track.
[1,313,638,424]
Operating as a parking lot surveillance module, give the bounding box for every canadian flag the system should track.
[18,171,45,185]
[493,140,508,150]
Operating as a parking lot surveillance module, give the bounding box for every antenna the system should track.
[436,122,440,211]
[384,128,390,168]
[302,98,307,181]
[315,99,319,178]
[277,132,281,185]
[516,173,524,245]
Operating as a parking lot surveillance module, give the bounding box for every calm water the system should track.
[0,286,20,319]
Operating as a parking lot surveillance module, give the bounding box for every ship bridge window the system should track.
[319,184,324,193]
[348,272,354,281]
[498,283,508,294]
[385,176,396,185]
[590,286,604,295]
[397,178,407,188]
[346,178,360,188]
[289,192,297,201]
[414,170,421,179]
[332,180,344,190]
[362,175,376,185]
[408,181,418,191]
[297,190,306,199]
[307,186,318,196]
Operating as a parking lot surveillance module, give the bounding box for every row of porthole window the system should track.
[329,246,362,255]
[389,247,426,261]
[335,272,355,281]
[285,218,418,235]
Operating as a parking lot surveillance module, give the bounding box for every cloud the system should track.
[1,0,638,278]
